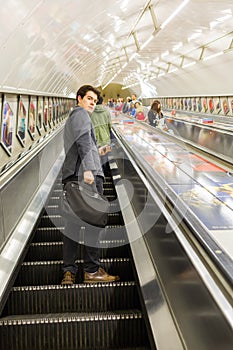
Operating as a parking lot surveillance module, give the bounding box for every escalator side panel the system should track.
[113,152,233,350]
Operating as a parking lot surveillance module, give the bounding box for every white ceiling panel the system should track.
[0,0,232,97]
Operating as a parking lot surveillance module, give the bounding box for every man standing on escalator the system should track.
[61,84,120,285]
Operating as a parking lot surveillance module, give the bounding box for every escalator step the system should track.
[46,196,61,206]
[44,205,123,225]
[39,215,64,227]
[14,258,134,286]
[102,180,115,189]
[33,227,64,242]
[4,282,140,315]
[0,310,149,350]
[0,176,152,349]
[33,225,127,243]
[25,242,130,261]
[103,188,115,196]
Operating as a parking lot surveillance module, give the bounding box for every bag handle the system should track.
[79,182,98,195]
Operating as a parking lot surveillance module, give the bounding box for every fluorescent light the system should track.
[161,50,169,58]
[122,82,140,89]
[188,31,202,42]
[183,61,196,68]
[2,85,17,90]
[158,72,165,77]
[203,51,224,61]
[161,0,190,29]
[120,0,129,12]
[216,13,232,23]
[140,35,154,50]
[168,67,178,74]
[173,42,183,51]
[129,52,138,62]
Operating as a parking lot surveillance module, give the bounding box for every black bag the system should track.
[62,181,109,227]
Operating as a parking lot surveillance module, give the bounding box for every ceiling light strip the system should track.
[160,0,190,29]
[202,51,224,61]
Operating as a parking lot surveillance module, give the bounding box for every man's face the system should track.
[78,91,98,113]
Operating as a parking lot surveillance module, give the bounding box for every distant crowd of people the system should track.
[106,93,168,131]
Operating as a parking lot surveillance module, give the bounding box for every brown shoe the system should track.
[61,271,76,285]
[84,267,120,283]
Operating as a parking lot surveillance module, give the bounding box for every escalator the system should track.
[0,174,153,349]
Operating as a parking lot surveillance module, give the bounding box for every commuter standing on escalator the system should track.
[61,84,120,285]
[122,96,131,114]
[91,95,112,176]
[148,100,163,127]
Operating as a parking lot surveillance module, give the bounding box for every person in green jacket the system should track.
[91,95,112,176]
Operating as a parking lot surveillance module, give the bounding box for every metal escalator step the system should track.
[4,281,139,315]
[103,180,115,187]
[25,241,74,261]
[103,225,128,242]
[25,242,130,261]
[44,205,60,216]
[107,212,124,225]
[0,177,153,349]
[46,195,61,205]
[0,310,149,350]
[105,194,116,201]
[14,258,134,286]
[39,214,64,227]
[33,227,64,242]
[33,225,127,243]
[43,208,123,225]
[39,207,123,228]
[103,188,115,196]
[52,188,63,193]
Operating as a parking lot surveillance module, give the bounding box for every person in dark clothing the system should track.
[148,100,163,127]
[61,84,120,285]
[122,96,131,114]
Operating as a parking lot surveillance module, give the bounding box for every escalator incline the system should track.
[0,176,152,350]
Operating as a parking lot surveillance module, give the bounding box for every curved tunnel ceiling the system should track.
[0,0,232,98]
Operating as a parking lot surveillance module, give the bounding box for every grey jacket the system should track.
[62,106,104,181]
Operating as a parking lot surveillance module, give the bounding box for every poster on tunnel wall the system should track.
[0,95,16,156]
[37,96,44,134]
[16,96,28,147]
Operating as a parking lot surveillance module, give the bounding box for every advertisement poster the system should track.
[197,97,202,112]
[37,97,43,133]
[208,97,214,113]
[202,97,208,112]
[28,98,36,139]
[192,97,197,111]
[43,97,48,129]
[221,97,230,115]
[213,96,221,114]
[230,98,233,116]
[1,99,15,155]
[48,97,53,126]
[17,97,27,146]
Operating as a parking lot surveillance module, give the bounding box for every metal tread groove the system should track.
[21,258,131,266]
[11,281,137,292]
[4,282,140,315]
[29,240,127,247]
[0,175,152,349]
[0,309,144,325]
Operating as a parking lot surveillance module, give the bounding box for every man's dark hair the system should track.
[96,95,103,105]
[76,85,101,101]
